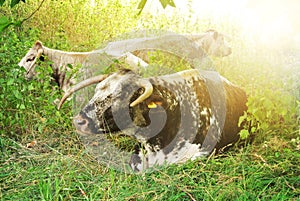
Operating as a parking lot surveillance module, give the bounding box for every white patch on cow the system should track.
[190,150,211,160]
[172,142,202,163]
[133,151,148,172]
[134,135,148,143]
[210,114,216,125]
[209,114,222,142]
[200,107,209,116]
[136,139,211,171]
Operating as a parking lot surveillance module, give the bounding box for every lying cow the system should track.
[18,30,231,92]
[58,68,247,172]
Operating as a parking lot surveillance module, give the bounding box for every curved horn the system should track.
[130,79,153,107]
[57,74,108,110]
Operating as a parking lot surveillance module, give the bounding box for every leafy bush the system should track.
[17,0,139,50]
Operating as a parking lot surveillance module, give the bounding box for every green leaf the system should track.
[137,0,147,9]
[19,104,25,109]
[250,127,256,133]
[168,0,175,7]
[137,0,147,14]
[10,0,21,8]
[137,0,175,14]
[38,124,43,133]
[238,112,247,127]
[0,0,5,6]
[239,129,250,140]
[260,122,268,130]
[159,0,176,8]
[14,20,22,27]
[0,16,13,33]
[159,0,167,8]
[7,78,14,86]
[28,84,35,91]
[13,90,22,99]
[67,63,73,69]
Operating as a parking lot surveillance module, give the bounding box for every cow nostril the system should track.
[76,119,87,125]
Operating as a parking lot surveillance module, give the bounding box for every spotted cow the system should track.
[58,68,247,172]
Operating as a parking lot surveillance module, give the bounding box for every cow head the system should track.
[18,41,44,80]
[59,70,160,137]
[194,30,232,57]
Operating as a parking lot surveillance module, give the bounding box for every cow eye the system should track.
[26,56,35,62]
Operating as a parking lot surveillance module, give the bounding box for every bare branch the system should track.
[21,0,46,24]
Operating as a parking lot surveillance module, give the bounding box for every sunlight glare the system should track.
[144,0,299,47]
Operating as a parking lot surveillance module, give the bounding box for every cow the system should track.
[18,30,231,92]
[58,68,247,172]
[187,29,232,57]
[17,41,120,92]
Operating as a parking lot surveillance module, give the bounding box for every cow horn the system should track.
[57,74,108,110]
[130,79,153,107]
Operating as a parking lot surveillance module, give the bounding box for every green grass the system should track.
[1,136,299,200]
[1,0,300,200]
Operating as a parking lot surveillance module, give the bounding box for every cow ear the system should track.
[213,31,218,40]
[34,41,43,50]
[147,102,157,108]
[147,101,163,108]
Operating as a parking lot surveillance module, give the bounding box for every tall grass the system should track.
[1,0,299,200]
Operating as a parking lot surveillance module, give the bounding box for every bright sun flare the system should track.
[145,0,300,47]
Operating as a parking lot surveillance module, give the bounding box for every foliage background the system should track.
[0,0,299,200]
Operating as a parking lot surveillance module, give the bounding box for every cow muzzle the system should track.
[73,112,102,136]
